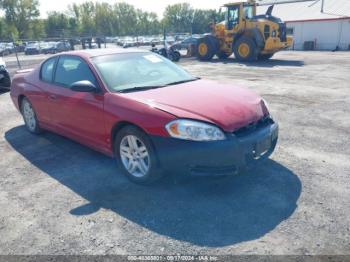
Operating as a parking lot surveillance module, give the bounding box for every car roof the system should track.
[60,48,148,59]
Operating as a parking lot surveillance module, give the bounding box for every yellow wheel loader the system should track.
[197,0,293,62]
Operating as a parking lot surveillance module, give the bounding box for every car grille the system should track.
[279,23,287,42]
[233,116,274,137]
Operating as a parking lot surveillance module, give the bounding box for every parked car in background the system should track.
[173,37,200,50]
[42,41,71,54]
[150,38,161,45]
[165,36,175,44]
[5,43,15,54]
[123,39,136,48]
[90,42,98,49]
[0,46,9,56]
[181,37,199,49]
[70,38,81,45]
[24,42,41,55]
[0,43,12,56]
[0,57,11,91]
[151,41,181,62]
[41,42,56,54]
[15,43,26,53]
[105,37,115,43]
[10,49,278,184]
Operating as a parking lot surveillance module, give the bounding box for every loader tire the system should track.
[197,36,217,61]
[233,36,258,62]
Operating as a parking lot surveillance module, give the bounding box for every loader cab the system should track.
[222,3,256,30]
[224,5,240,30]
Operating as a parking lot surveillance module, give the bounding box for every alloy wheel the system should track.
[119,135,150,178]
[22,99,37,132]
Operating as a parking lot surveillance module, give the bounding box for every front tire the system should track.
[233,36,258,62]
[173,51,181,62]
[114,126,163,185]
[21,97,42,134]
[197,36,218,61]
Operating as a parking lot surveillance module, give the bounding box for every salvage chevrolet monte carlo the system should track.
[10,49,278,184]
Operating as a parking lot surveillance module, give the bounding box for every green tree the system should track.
[163,3,194,33]
[45,11,71,37]
[136,10,160,36]
[95,2,114,36]
[0,0,220,40]
[79,1,96,36]
[0,0,41,39]
[28,18,45,39]
[113,2,137,36]
[192,9,216,34]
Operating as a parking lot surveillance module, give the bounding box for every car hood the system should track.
[121,79,267,132]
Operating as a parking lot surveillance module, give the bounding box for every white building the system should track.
[259,0,350,50]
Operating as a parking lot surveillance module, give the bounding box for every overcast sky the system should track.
[39,0,230,18]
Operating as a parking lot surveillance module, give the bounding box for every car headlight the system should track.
[166,119,226,141]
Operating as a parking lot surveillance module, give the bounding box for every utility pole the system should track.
[12,35,21,69]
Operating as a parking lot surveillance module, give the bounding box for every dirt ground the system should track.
[0,51,349,255]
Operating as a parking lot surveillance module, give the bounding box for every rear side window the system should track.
[54,56,97,87]
[41,57,57,82]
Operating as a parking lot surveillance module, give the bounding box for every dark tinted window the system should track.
[41,57,57,82]
[54,56,97,87]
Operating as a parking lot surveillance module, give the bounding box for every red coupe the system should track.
[10,49,278,184]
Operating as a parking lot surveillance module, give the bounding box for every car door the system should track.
[48,55,108,152]
[35,56,58,124]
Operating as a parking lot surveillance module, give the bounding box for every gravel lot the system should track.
[0,51,349,255]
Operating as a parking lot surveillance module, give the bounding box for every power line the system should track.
[257,0,316,6]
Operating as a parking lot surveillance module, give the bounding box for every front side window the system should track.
[226,6,240,30]
[243,6,254,19]
[54,56,97,87]
[92,52,196,93]
[41,57,57,82]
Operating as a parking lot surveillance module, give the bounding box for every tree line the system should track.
[0,0,220,40]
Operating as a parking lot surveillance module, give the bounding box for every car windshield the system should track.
[92,52,196,92]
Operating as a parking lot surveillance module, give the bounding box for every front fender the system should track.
[235,28,265,49]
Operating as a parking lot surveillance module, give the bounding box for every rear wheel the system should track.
[233,36,258,62]
[197,36,218,61]
[21,97,42,134]
[258,53,274,60]
[168,53,174,61]
[114,126,163,185]
[173,51,181,62]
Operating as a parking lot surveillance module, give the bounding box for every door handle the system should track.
[48,94,57,100]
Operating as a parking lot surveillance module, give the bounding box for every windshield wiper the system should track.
[118,77,200,93]
[118,85,165,93]
[165,77,200,86]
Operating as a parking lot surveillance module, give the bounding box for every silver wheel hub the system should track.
[120,135,150,178]
[22,100,36,131]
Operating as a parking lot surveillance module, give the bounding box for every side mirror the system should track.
[70,80,98,93]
